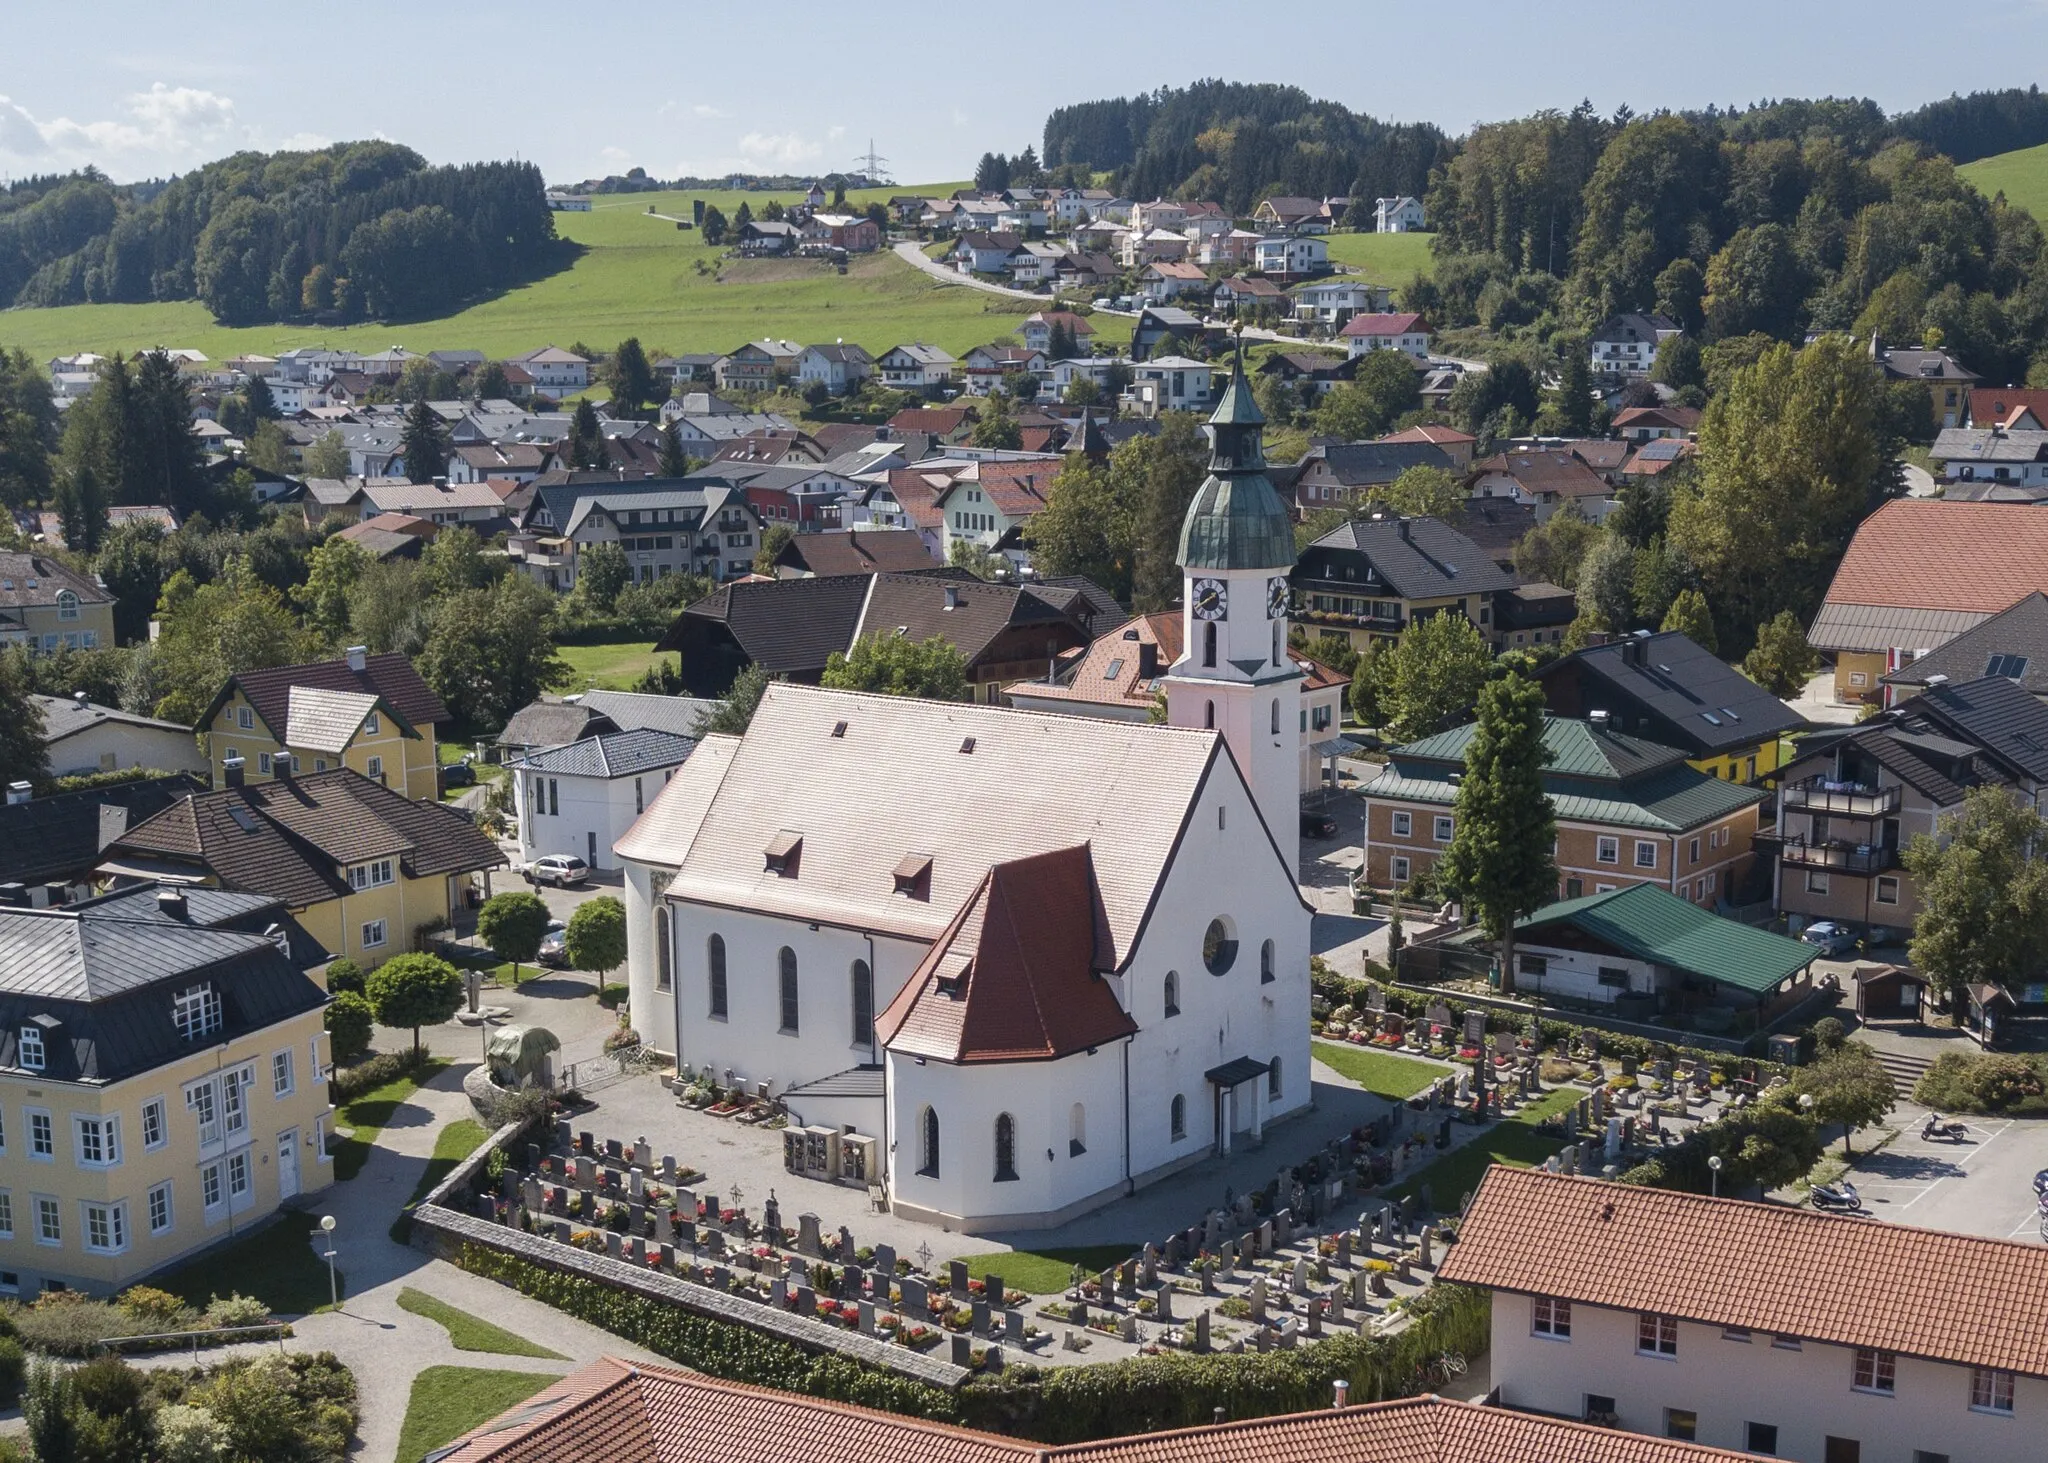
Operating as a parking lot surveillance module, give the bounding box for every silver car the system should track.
[525,854,590,888]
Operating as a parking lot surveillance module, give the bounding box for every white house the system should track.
[511,346,591,396]
[1129,355,1214,414]
[1007,241,1067,287]
[1340,311,1432,360]
[1373,196,1426,232]
[33,694,207,779]
[1254,235,1328,277]
[1442,1165,2048,1463]
[1291,279,1394,327]
[875,343,956,391]
[511,728,697,873]
[795,344,873,395]
[1590,314,1681,380]
[615,359,1310,1232]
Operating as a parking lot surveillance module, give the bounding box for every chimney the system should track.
[4,781,29,806]
[157,887,188,921]
[1621,637,1645,668]
[1333,1379,1350,1409]
[0,883,26,908]
[944,585,961,610]
[1396,518,1411,542]
[275,753,293,781]
[345,644,367,673]
[222,754,245,788]
[72,690,89,706]
[1589,710,1611,731]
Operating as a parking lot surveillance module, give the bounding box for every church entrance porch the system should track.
[1206,1055,1271,1157]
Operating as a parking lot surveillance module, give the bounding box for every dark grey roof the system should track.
[1306,441,1455,487]
[0,774,207,888]
[658,573,875,675]
[1592,312,1678,345]
[498,702,619,750]
[508,728,698,780]
[526,475,735,533]
[1296,516,1514,600]
[1538,631,1807,757]
[34,696,192,743]
[577,691,723,738]
[1034,576,1130,636]
[1913,674,2048,783]
[1884,592,2048,697]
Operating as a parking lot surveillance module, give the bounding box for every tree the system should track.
[565,895,627,990]
[1742,610,1818,697]
[1660,587,1718,653]
[0,654,49,792]
[365,952,463,1056]
[1348,640,1384,729]
[1575,533,1637,631]
[974,152,1011,193]
[0,348,58,512]
[1786,1043,1896,1155]
[417,574,571,730]
[1375,464,1465,519]
[696,663,774,735]
[701,205,728,245]
[658,420,691,477]
[732,201,753,232]
[470,360,514,402]
[569,399,609,469]
[1904,785,2048,1012]
[1540,336,1596,437]
[1310,350,1420,440]
[477,891,551,986]
[242,373,279,422]
[1511,508,1598,589]
[400,396,448,483]
[1117,413,1208,612]
[1023,455,1133,601]
[418,524,498,599]
[23,1359,74,1463]
[947,538,1008,580]
[1435,674,1557,997]
[148,560,325,725]
[52,462,108,556]
[304,429,350,480]
[1381,610,1491,742]
[1651,333,1706,392]
[752,523,795,575]
[577,541,630,610]
[970,395,1022,450]
[296,536,369,640]
[606,337,657,415]
[1654,257,1707,336]
[324,990,374,1064]
[1703,224,1809,342]
[823,632,970,701]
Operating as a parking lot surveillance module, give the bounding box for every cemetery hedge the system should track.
[455,1243,1490,1444]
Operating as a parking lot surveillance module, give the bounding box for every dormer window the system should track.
[55,591,78,622]
[364,712,380,735]
[764,831,803,876]
[18,1026,44,1072]
[174,984,222,1043]
[893,853,933,900]
[348,859,394,891]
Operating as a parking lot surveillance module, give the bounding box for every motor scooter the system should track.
[1922,1114,1968,1142]
[1811,1179,1862,1213]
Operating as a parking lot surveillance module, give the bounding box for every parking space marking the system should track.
[1894,1119,2014,1211]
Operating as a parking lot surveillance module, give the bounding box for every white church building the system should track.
[616,356,1313,1231]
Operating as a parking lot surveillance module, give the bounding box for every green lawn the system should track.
[1324,230,1438,286]
[1311,1041,1450,1099]
[333,1057,451,1182]
[395,1366,558,1463]
[942,1244,1139,1296]
[390,1118,490,1242]
[1390,1079,1589,1215]
[558,639,674,691]
[1961,142,2048,219]
[156,1211,342,1317]
[397,1287,567,1359]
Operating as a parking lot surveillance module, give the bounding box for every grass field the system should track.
[1311,1041,1450,1099]
[396,1366,557,1463]
[1324,231,1438,286]
[158,1210,341,1317]
[1961,143,2048,219]
[1390,1082,1586,1214]
[942,1244,1140,1295]
[558,638,673,691]
[397,1287,567,1358]
[390,1118,490,1242]
[0,180,1091,363]
[333,1057,451,1182]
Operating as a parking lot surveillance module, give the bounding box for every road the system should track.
[891,241,1050,300]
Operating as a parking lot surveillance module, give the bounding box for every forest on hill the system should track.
[0,140,559,326]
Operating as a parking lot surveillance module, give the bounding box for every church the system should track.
[616,355,1313,1231]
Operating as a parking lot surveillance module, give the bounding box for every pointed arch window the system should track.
[1163,970,1180,1018]
[707,934,728,1018]
[994,1113,1018,1182]
[919,1106,940,1177]
[1170,1094,1187,1142]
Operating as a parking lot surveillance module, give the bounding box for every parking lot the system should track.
[1835,1106,2048,1243]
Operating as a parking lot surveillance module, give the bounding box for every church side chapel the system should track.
[618,350,1313,1231]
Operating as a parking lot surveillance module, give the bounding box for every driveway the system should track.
[891,241,1048,301]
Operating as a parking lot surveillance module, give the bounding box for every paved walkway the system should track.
[892,241,1049,300]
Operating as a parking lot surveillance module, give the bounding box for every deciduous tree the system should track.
[1786,1043,1896,1154]
[1904,786,2048,1013]
[822,632,970,701]
[1381,609,1490,742]
[1023,455,1133,601]
[366,953,464,1056]
[478,891,551,986]
[565,895,628,990]
[695,664,774,735]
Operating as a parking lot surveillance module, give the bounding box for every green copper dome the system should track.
[1176,349,1296,572]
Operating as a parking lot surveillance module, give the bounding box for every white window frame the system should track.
[272,1050,294,1097]
[227,1150,252,1206]
[1636,1312,1678,1358]
[365,711,380,735]
[147,1182,173,1236]
[33,1194,60,1246]
[17,1026,43,1072]
[1971,1365,2015,1415]
[200,1161,224,1213]
[1876,876,1900,906]
[1391,855,1411,885]
[1433,815,1454,843]
[81,1200,127,1255]
[1852,1347,1896,1395]
[366,754,384,781]
[1634,840,1658,869]
[73,1114,119,1169]
[223,1065,251,1136]
[141,1098,166,1150]
[348,859,394,892]
[186,1079,220,1146]
[26,1108,52,1161]
[0,1191,13,1239]
[1391,811,1412,838]
[237,706,254,730]
[174,984,222,1042]
[1597,836,1620,865]
[361,919,388,950]
[1532,1296,1571,1339]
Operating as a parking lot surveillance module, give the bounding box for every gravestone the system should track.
[578,1129,595,1156]
[1351,1269,1374,1306]
[522,1176,543,1212]
[1418,1225,1435,1268]
[605,1232,623,1260]
[1370,1269,1391,1297]
[858,1301,876,1335]
[1394,1256,1411,1283]
[1141,1244,1158,1288]
[710,1265,731,1292]
[660,1154,677,1182]
[1192,1309,1211,1352]
[704,1230,726,1257]
[1365,985,1386,1013]
[1153,1284,1173,1322]
[1292,1257,1313,1294]
[1335,1231,1352,1268]
[901,1276,928,1314]
[1098,1269,1117,1306]
[1273,1209,1292,1246]
[984,1346,1002,1373]
[1252,1326,1272,1354]
[874,1243,896,1278]
[605,1138,624,1162]
[772,1277,788,1306]
[1200,1264,1216,1294]
[1071,1300,1089,1326]
[1164,1235,1183,1268]
[795,1284,815,1314]
[838,1226,855,1258]
[1118,1260,1138,1297]
[1326,1284,1346,1323]
[798,1213,823,1257]
[843,1264,866,1300]
[972,1299,990,1334]
[1307,1297,1325,1337]
[1462,1010,1486,1045]
[1004,1308,1026,1343]
[634,1137,653,1168]
[1559,1146,1577,1175]
[762,1194,780,1240]
[554,1221,572,1244]
[574,1155,596,1187]
[658,1242,675,1272]
[629,1204,645,1235]
[985,1273,1004,1305]
[1063,1329,1083,1352]
[1248,1276,1268,1324]
[628,1168,645,1200]
[1276,1320,1298,1350]
[952,1336,972,1366]
[951,1260,971,1298]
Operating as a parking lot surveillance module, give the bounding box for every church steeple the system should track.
[1176,342,1296,574]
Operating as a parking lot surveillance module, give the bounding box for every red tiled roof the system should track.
[206,652,449,738]
[439,1357,1759,1463]
[776,529,937,576]
[1611,405,1701,431]
[1339,312,1426,338]
[1969,386,2048,427]
[888,407,977,436]
[1821,499,2048,614]
[1380,425,1475,447]
[1439,1166,2048,1379]
[949,460,1057,518]
[1469,451,1612,499]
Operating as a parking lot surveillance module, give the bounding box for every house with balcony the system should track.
[1589,313,1681,381]
[1364,714,1768,903]
[1440,1165,2048,1463]
[1339,312,1430,360]
[1253,234,1329,280]
[1769,674,2048,940]
[1881,590,2048,704]
[1290,514,1511,654]
[1284,440,1460,514]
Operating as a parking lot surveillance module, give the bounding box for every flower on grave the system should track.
[645,1253,663,1270]
[966,1278,985,1295]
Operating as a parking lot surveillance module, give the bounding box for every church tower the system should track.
[1163,344,1302,866]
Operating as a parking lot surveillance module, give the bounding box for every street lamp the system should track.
[319,1215,339,1310]
[1708,1155,1723,1200]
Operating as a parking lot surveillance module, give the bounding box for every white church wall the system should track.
[622,862,676,1057]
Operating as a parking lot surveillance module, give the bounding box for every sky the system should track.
[6,2,2048,187]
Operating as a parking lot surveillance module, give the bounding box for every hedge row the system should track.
[457,1242,1489,1444]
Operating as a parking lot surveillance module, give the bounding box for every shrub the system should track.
[1914,1050,2048,1113]
[186,1352,356,1463]
[323,957,365,995]
[201,1294,272,1329]
[118,1286,193,1325]
[0,1336,25,1408]
[13,1296,149,1357]
[604,1025,642,1054]
[1811,1016,1846,1054]
[328,1045,435,1105]
[324,991,375,1065]
[156,1403,229,1463]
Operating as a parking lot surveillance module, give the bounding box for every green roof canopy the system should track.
[1176,347,1295,572]
[1516,884,1814,997]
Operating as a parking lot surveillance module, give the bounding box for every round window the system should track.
[1203,918,1238,975]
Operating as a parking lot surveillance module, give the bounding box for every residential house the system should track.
[1372,195,1426,232]
[1620,437,1694,482]
[1611,404,1701,443]
[735,219,801,256]
[1497,581,1579,650]
[995,201,1050,234]
[514,480,763,587]
[724,462,862,531]
[709,429,827,467]
[574,689,720,739]
[446,442,552,485]
[876,343,957,392]
[509,346,590,397]
[1212,275,1291,316]
[855,472,951,559]
[1127,199,1189,233]
[884,404,977,442]
[934,459,1059,565]
[1253,196,1330,232]
[1128,355,1214,416]
[1968,385,2048,428]
[33,695,206,780]
[1590,314,1681,380]
[714,340,803,394]
[1139,260,1210,304]
[103,767,502,968]
[794,344,874,395]
[1881,590,2048,703]
[1120,228,1193,269]
[1130,306,1209,362]
[798,214,879,252]
[1466,448,1617,522]
[1378,424,1477,472]
[1536,631,1807,785]
[0,884,333,1295]
[771,528,937,578]
[1290,514,1512,653]
[1290,279,1395,328]
[1364,714,1768,901]
[1928,424,2048,493]
[497,699,619,758]
[1872,335,1978,429]
[654,353,722,386]
[1339,311,1430,360]
[1055,249,1122,294]
[358,479,507,527]
[1009,241,1067,287]
[0,775,206,905]
[951,231,1023,275]
[0,554,115,654]
[1281,441,1459,515]
[1768,674,2048,940]
[1014,312,1095,356]
[1253,234,1329,279]
[1808,499,2048,703]
[958,345,1049,397]
[1254,349,1355,400]
[1441,1165,2048,1463]
[199,647,449,801]
[511,729,697,873]
[1197,228,1266,267]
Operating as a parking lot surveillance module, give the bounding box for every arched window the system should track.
[1069,1103,1086,1157]
[1163,970,1180,1018]
[707,934,728,1018]
[1203,918,1238,976]
[1170,1094,1187,1142]
[1268,1056,1283,1100]
[1260,938,1275,985]
[1204,700,1215,730]
[850,959,874,1046]
[1202,620,1217,668]
[994,1113,1018,1181]
[919,1105,940,1177]
[1270,699,1280,735]
[1272,620,1283,666]
[777,947,799,1033]
[655,908,672,991]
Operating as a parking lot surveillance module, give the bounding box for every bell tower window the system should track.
[1202,621,1216,668]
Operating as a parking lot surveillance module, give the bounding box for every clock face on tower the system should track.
[1191,578,1228,621]
[1267,575,1290,620]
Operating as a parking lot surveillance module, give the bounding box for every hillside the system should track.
[0,184,1121,363]
[1960,141,2048,220]
[1324,231,1436,286]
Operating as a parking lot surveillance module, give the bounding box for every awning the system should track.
[1205,1055,1271,1087]
[1313,736,1364,758]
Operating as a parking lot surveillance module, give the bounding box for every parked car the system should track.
[438,762,476,791]
[538,919,569,967]
[1800,921,1858,957]
[524,854,590,888]
[1300,810,1339,840]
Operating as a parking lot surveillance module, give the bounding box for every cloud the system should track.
[692,103,731,119]
[600,145,632,162]
[736,130,824,165]
[0,83,245,179]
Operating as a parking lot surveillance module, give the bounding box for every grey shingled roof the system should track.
[499,702,619,750]
[1884,592,2048,697]
[576,691,723,738]
[1298,516,1514,599]
[1538,631,1807,758]
[33,696,192,743]
[508,728,698,780]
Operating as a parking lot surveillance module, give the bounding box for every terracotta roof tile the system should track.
[1820,499,2048,615]
[1439,1166,2048,1378]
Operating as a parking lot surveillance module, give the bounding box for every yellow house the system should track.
[0,883,332,1295]
[200,647,448,801]
[98,766,502,967]
[0,552,117,654]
